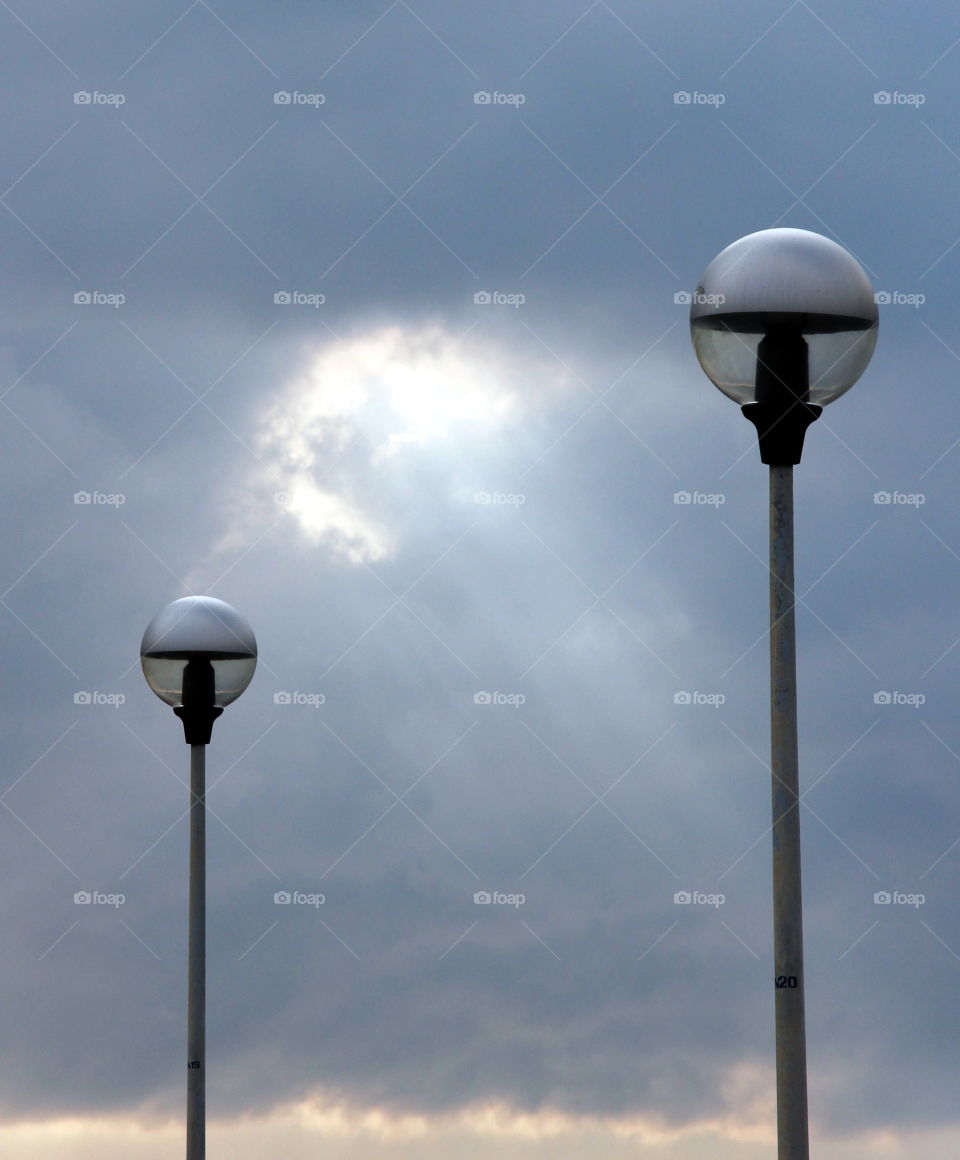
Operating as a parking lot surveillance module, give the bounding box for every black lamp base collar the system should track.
[741,401,822,466]
[174,705,223,745]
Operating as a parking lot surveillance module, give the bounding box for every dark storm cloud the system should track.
[1,0,960,1146]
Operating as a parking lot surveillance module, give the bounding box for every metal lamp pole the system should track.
[175,659,223,1160]
[690,228,879,1160]
[187,740,206,1160]
[744,328,822,1160]
[769,461,808,1157]
[140,597,257,1160]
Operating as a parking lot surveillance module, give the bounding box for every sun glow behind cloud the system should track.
[257,325,525,562]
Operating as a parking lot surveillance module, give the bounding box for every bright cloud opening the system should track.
[258,325,528,562]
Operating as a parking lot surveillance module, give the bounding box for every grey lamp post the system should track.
[689,228,878,1160]
[140,596,257,1160]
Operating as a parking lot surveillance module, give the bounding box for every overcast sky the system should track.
[2,1,960,1157]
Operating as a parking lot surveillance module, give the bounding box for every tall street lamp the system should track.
[140,595,258,1160]
[689,228,878,1160]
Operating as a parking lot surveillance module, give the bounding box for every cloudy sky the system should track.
[2,1,960,1156]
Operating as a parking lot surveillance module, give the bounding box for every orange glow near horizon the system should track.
[0,1089,953,1160]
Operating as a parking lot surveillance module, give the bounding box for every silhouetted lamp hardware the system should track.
[689,229,878,1160]
[691,226,878,464]
[140,595,257,1160]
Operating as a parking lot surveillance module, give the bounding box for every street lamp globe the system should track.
[688,228,879,1159]
[690,227,878,410]
[139,594,257,1160]
[141,596,257,742]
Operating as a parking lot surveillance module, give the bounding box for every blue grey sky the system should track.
[1,2,959,1157]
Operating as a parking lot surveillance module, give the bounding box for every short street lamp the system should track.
[690,228,878,1160]
[140,596,257,1160]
